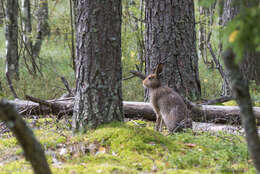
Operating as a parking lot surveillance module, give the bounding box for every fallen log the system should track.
[7,98,260,125]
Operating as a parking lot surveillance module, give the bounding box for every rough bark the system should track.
[8,98,260,125]
[0,0,4,24]
[221,0,260,95]
[33,0,50,59]
[73,0,123,132]
[0,100,52,174]
[5,0,19,80]
[21,0,34,73]
[223,48,260,174]
[21,0,49,75]
[145,0,201,101]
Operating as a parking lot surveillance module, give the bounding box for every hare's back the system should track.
[158,91,186,114]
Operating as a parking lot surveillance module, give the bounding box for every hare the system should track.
[143,64,192,133]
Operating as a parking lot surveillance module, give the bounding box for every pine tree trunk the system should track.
[221,0,260,95]
[32,0,49,63]
[223,48,260,174]
[145,0,201,101]
[0,0,4,24]
[5,0,19,80]
[72,0,123,132]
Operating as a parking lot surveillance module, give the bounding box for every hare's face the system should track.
[143,74,161,89]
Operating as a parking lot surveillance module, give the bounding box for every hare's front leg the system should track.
[153,106,162,131]
[156,113,162,131]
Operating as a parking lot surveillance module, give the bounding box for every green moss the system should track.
[223,100,238,106]
[0,159,33,174]
[0,118,255,173]
[0,137,18,149]
[34,129,67,148]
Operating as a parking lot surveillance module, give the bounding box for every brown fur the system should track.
[143,64,192,133]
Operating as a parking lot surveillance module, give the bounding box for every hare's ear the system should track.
[154,63,163,77]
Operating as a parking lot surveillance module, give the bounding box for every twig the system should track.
[123,75,135,81]
[207,32,230,88]
[202,96,233,105]
[6,73,18,98]
[60,76,72,96]
[129,70,146,80]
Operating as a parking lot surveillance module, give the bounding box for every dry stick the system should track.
[0,100,52,174]
[201,96,233,105]
[207,32,230,87]
[60,76,72,95]
[6,73,18,98]
[129,70,146,80]
[223,48,260,173]
[123,75,135,81]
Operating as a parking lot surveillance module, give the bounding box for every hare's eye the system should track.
[148,77,152,80]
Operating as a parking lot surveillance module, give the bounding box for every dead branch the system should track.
[201,96,233,105]
[129,70,146,80]
[0,100,52,174]
[60,76,72,96]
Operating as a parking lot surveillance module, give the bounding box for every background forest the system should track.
[0,0,260,174]
[0,0,258,102]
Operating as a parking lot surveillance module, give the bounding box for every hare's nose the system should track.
[142,82,147,88]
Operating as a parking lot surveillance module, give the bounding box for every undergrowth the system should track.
[0,118,255,173]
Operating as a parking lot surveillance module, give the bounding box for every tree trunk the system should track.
[223,48,260,174]
[5,0,19,80]
[221,0,260,95]
[72,0,123,132]
[145,0,201,101]
[21,0,34,74]
[0,0,4,24]
[32,0,49,64]
[21,0,32,52]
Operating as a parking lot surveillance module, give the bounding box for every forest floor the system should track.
[0,117,256,174]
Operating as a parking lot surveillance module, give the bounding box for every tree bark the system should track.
[73,0,123,132]
[33,0,49,60]
[21,0,34,73]
[145,0,201,101]
[21,0,49,75]
[223,48,260,174]
[221,0,260,95]
[0,100,52,174]
[0,0,4,24]
[21,0,32,53]
[5,0,19,80]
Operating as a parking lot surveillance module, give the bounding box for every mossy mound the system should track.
[0,118,255,173]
